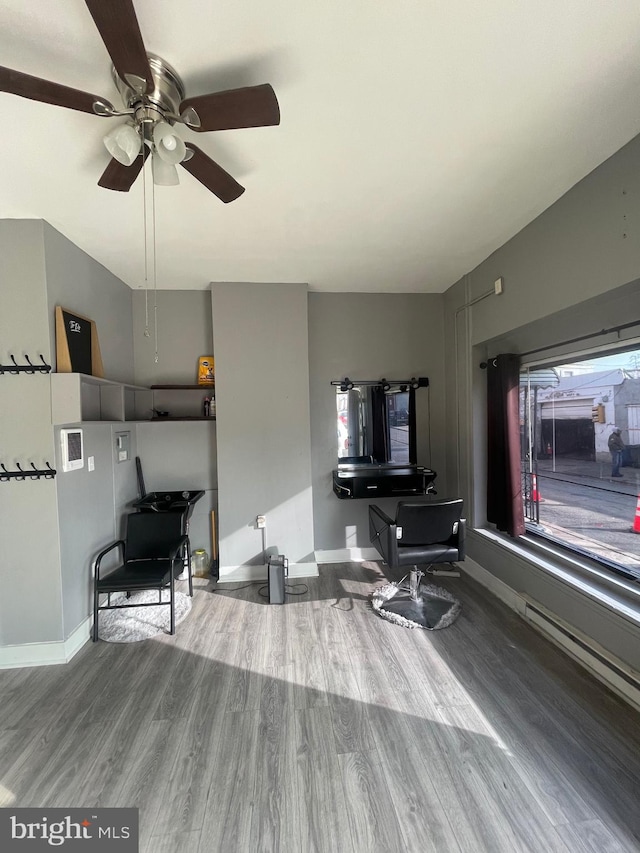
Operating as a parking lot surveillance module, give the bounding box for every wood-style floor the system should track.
[1,562,640,852]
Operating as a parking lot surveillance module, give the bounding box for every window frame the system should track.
[518,342,640,585]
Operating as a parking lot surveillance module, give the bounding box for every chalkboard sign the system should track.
[55,306,104,376]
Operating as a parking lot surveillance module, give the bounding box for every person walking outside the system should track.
[608,427,625,478]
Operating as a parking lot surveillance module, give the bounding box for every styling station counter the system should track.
[332,462,437,499]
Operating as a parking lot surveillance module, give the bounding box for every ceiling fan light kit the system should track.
[103,123,141,166]
[0,0,280,202]
[152,120,186,165]
[151,153,179,187]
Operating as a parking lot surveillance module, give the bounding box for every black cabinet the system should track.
[332,464,436,499]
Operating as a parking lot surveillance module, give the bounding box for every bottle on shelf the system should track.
[203,396,210,417]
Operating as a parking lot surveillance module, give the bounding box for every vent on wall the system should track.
[523,597,640,714]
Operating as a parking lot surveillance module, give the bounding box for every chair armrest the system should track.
[168,535,190,561]
[95,540,124,579]
[457,518,466,561]
[155,535,190,566]
[368,505,399,567]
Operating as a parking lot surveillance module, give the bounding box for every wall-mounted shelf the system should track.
[150,384,212,390]
[51,373,152,424]
[151,416,215,422]
[51,376,216,424]
[150,384,215,420]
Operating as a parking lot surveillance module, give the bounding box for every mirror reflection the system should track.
[337,385,412,465]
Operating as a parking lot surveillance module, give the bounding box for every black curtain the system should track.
[486,354,525,537]
[370,386,388,463]
[408,387,417,464]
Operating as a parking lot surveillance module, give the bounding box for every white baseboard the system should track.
[0,616,92,670]
[217,561,319,584]
[315,547,381,564]
[460,557,526,613]
[522,597,640,715]
[461,559,640,714]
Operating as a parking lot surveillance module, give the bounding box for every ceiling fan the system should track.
[0,0,280,202]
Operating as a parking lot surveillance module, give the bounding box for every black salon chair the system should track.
[92,512,191,641]
[368,499,465,628]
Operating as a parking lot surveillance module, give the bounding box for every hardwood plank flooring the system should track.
[1,567,639,852]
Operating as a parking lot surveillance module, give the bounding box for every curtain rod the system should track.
[479,318,640,367]
[331,377,429,389]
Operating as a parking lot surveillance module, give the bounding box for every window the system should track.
[520,348,640,580]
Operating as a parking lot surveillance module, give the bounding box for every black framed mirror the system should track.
[331,377,434,500]
[333,376,429,465]
[337,384,415,465]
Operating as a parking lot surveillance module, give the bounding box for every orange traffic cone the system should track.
[632,495,640,534]
[531,474,541,502]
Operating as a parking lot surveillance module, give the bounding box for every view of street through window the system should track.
[521,348,640,578]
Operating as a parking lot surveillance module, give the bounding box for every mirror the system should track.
[336,384,414,465]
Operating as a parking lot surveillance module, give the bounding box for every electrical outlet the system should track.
[494,277,504,295]
[256,515,266,529]
[87,456,95,472]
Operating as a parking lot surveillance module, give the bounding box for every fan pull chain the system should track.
[151,173,158,364]
[142,140,150,338]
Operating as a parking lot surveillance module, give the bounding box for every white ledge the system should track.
[472,527,640,628]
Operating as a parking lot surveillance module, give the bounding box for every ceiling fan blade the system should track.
[84,0,153,93]
[98,147,149,192]
[180,84,280,132]
[0,65,111,114]
[180,144,245,203]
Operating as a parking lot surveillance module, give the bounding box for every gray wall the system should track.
[0,221,63,645]
[444,133,640,672]
[308,292,447,552]
[55,423,139,639]
[211,282,315,572]
[45,225,138,640]
[0,220,139,647]
[460,134,640,346]
[132,290,213,386]
[44,223,134,383]
[136,421,217,558]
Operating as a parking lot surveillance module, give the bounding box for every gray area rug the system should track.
[98,589,192,643]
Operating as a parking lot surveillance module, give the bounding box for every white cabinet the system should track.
[51,373,153,424]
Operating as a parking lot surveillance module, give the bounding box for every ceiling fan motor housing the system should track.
[0,2,278,201]
[113,53,185,127]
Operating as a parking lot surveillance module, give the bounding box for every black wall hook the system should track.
[1,461,57,481]
[0,353,52,375]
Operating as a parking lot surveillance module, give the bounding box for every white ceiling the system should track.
[2,1,640,293]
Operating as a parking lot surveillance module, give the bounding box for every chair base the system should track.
[378,589,458,629]
[371,580,462,630]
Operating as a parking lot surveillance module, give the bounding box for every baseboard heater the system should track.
[522,597,640,714]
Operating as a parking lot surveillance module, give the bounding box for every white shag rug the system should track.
[371,582,462,630]
[98,589,192,643]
